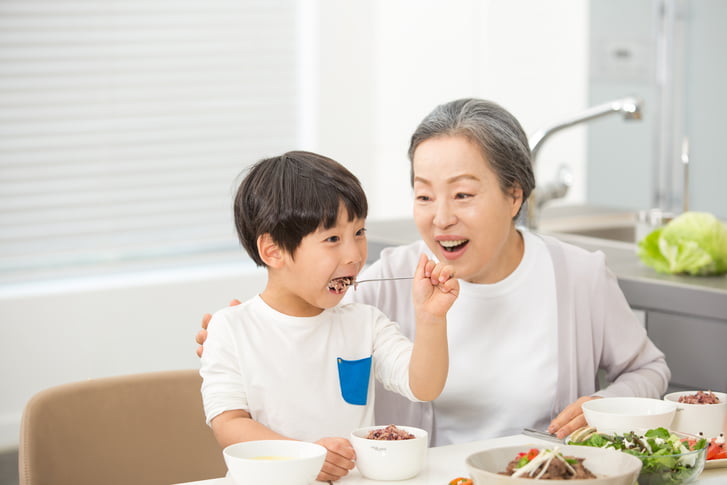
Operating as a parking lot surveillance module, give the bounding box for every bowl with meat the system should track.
[581,397,677,434]
[350,424,428,480]
[664,390,727,439]
[465,444,642,484]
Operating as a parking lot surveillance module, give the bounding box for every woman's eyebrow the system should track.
[414,174,479,185]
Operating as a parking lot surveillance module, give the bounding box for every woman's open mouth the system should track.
[327,276,355,294]
[439,239,469,253]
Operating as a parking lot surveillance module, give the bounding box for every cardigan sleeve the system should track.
[590,259,671,398]
[544,234,671,413]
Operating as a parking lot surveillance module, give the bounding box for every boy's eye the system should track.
[356,227,367,237]
[326,235,340,243]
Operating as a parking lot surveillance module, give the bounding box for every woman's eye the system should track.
[455,192,472,199]
[415,194,431,201]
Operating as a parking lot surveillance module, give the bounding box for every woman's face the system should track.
[412,135,524,284]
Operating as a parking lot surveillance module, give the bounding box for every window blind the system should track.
[0,0,300,284]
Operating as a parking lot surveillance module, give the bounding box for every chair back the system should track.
[19,369,226,485]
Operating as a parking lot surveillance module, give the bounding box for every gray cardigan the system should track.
[351,234,671,445]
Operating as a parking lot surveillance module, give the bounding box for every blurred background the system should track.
[0,0,725,463]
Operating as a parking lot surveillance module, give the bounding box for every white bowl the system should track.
[222,440,327,485]
[466,444,642,484]
[350,425,428,480]
[664,390,727,439]
[582,397,677,434]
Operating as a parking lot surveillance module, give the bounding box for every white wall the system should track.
[314,0,589,220]
[0,263,267,450]
[0,0,588,450]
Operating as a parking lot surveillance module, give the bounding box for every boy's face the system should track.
[266,206,367,317]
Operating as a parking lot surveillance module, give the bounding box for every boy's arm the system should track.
[211,410,355,482]
[210,409,289,446]
[408,254,459,401]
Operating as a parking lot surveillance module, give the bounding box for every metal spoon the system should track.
[522,428,567,444]
[355,276,414,285]
[522,426,599,444]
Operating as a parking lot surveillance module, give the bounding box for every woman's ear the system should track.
[509,184,524,218]
[257,233,284,268]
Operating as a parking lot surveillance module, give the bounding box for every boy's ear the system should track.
[257,233,284,268]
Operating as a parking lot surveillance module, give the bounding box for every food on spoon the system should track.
[678,390,721,404]
[327,276,355,293]
[365,424,415,440]
[500,447,596,480]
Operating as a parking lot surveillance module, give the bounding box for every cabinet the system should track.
[644,310,727,392]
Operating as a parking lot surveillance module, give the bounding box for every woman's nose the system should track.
[432,200,456,228]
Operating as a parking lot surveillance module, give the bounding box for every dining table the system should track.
[174,432,727,485]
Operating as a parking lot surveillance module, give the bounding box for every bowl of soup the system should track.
[222,440,326,485]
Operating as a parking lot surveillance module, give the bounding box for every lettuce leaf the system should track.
[637,212,727,276]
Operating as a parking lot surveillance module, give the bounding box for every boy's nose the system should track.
[344,241,365,265]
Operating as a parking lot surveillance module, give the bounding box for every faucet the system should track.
[525,96,643,229]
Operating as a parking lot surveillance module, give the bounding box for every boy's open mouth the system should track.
[439,239,468,252]
[327,276,355,293]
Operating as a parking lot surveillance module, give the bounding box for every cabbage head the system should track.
[637,211,727,276]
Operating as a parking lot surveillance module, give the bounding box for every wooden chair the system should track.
[18,369,226,485]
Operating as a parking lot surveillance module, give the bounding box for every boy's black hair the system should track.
[234,151,368,266]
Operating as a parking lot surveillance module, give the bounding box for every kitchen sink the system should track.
[556,224,636,243]
[538,205,638,244]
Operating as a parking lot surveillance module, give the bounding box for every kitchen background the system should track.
[0,0,725,469]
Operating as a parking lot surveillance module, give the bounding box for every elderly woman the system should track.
[198,98,670,448]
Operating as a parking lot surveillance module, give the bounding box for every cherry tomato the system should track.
[707,439,727,460]
[448,478,473,485]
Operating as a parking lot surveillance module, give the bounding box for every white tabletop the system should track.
[175,433,727,485]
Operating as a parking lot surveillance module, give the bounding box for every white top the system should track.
[200,296,419,442]
[431,231,558,444]
[348,229,670,446]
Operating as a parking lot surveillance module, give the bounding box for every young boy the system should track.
[200,151,458,482]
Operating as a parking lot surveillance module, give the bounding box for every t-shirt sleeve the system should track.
[368,306,420,402]
[199,312,249,425]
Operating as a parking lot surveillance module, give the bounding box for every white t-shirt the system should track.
[349,230,558,445]
[200,296,419,443]
[431,231,558,444]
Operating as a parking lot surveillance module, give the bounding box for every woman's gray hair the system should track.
[408,98,535,218]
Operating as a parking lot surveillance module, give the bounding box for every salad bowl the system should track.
[569,427,707,485]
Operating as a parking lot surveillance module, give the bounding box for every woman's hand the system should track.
[196,299,241,357]
[548,395,602,439]
[314,437,356,482]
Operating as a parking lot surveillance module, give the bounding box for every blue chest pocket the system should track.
[336,356,372,406]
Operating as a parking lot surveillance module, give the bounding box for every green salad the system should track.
[570,427,707,485]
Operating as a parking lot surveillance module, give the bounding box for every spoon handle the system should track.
[355,276,414,284]
[521,427,565,444]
